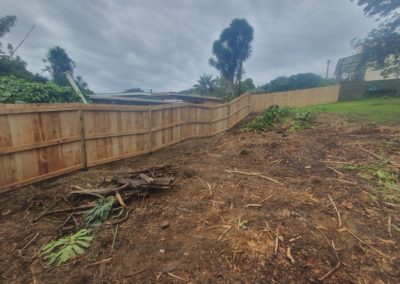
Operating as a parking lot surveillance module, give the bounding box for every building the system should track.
[335,54,398,82]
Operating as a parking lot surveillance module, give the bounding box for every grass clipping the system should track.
[246,105,316,132]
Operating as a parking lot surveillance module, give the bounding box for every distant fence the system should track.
[338,78,400,101]
[251,85,340,112]
[0,85,342,192]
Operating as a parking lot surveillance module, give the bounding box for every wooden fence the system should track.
[251,85,340,112]
[0,94,250,192]
[0,85,341,192]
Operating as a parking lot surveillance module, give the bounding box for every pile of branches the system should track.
[34,165,176,233]
[69,165,176,207]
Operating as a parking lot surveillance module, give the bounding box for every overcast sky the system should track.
[1,0,377,92]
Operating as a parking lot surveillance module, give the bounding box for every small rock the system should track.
[160,221,170,229]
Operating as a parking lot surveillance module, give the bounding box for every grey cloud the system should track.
[1,0,377,92]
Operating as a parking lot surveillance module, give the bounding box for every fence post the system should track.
[77,105,88,169]
[147,106,153,153]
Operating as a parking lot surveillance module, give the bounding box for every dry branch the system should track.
[224,169,283,185]
[340,227,389,258]
[325,165,344,177]
[352,146,400,168]
[86,258,112,268]
[328,194,342,227]
[19,232,40,255]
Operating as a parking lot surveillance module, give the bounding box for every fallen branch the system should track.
[340,227,389,258]
[109,208,133,225]
[44,204,95,216]
[245,204,262,208]
[388,215,392,238]
[111,224,119,252]
[316,229,341,281]
[352,146,400,167]
[218,225,232,241]
[19,232,40,255]
[325,165,344,177]
[224,169,283,185]
[274,224,280,255]
[286,247,295,263]
[328,194,342,227]
[125,268,147,278]
[32,201,60,222]
[86,258,112,268]
[115,192,127,208]
[167,272,186,281]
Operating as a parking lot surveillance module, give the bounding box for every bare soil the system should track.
[1,114,400,283]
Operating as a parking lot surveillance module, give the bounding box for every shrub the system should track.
[247,105,316,132]
[0,75,83,103]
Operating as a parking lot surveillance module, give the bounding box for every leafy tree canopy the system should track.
[0,15,17,51]
[193,73,216,96]
[261,73,334,93]
[44,46,76,86]
[352,0,400,78]
[209,18,254,95]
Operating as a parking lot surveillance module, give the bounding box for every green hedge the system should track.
[0,75,83,103]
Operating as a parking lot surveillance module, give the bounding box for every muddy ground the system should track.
[1,114,400,283]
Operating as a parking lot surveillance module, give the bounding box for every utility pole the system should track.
[326,59,331,80]
[64,71,88,103]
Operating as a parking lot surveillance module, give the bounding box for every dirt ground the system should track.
[1,113,400,283]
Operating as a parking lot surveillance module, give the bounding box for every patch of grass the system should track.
[342,159,400,201]
[246,105,316,132]
[302,96,400,124]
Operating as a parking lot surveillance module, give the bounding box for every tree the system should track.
[0,15,17,53]
[352,0,400,78]
[124,87,144,93]
[209,18,254,95]
[240,78,256,93]
[262,73,332,93]
[193,73,216,96]
[44,46,76,86]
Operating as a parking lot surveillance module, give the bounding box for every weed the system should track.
[84,197,115,227]
[41,229,93,266]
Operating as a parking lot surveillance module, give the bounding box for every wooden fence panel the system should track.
[0,105,83,191]
[83,108,150,167]
[250,85,340,112]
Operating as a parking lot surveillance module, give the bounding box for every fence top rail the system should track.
[0,93,251,114]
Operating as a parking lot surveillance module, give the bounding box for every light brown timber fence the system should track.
[251,85,340,112]
[0,84,340,192]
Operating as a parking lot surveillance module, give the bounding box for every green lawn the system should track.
[303,97,400,125]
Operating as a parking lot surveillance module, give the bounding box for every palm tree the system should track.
[193,73,216,96]
[209,18,254,95]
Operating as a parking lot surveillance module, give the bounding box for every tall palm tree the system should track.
[209,18,254,95]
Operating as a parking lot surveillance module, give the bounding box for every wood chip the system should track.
[245,203,262,208]
[286,247,295,263]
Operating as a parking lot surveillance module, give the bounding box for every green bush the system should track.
[247,105,316,132]
[0,75,83,103]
